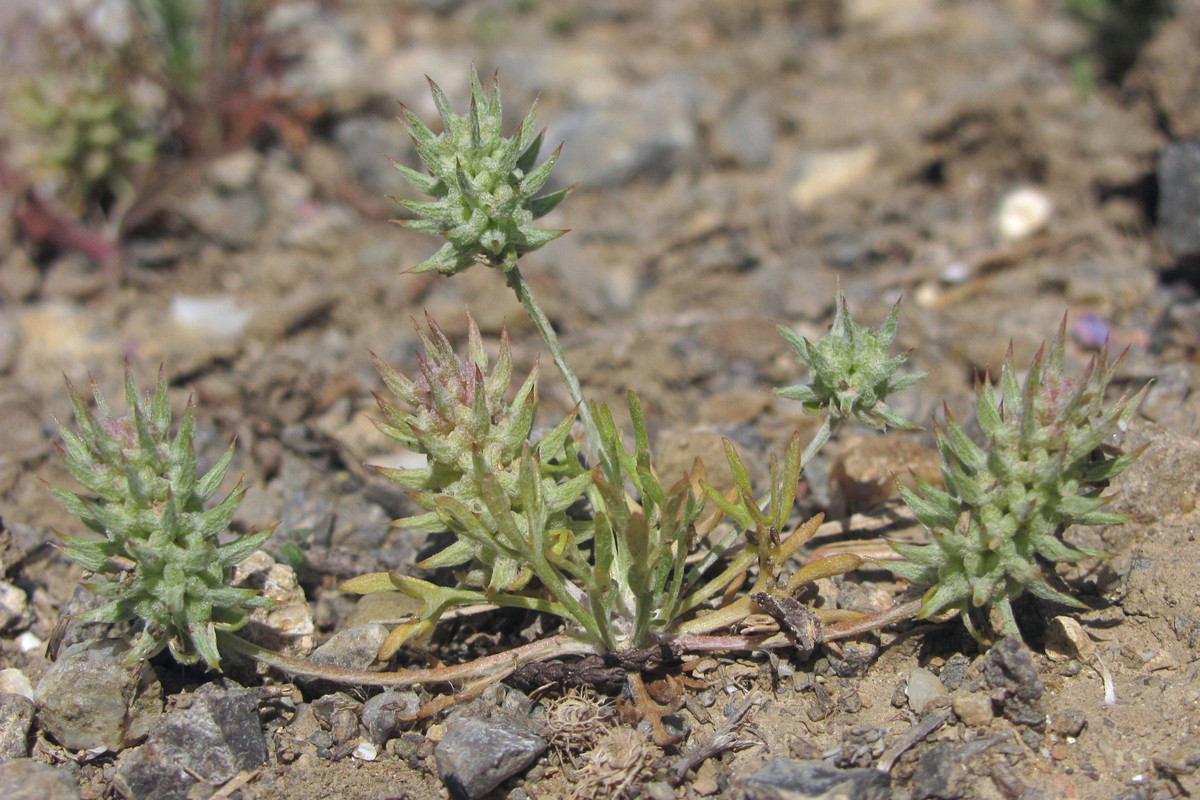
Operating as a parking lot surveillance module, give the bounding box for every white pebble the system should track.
[169,295,252,340]
[16,631,42,653]
[994,186,1053,243]
[353,740,378,761]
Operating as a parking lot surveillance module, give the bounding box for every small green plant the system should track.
[776,292,926,466]
[11,69,157,216]
[889,324,1147,640]
[49,367,272,669]
[345,70,926,675]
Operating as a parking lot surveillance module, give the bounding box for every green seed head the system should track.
[50,367,271,669]
[890,319,1147,640]
[394,66,572,275]
[776,291,924,431]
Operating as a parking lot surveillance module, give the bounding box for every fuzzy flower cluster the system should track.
[890,323,1146,639]
[394,66,571,275]
[51,368,271,669]
[372,314,590,597]
[777,292,924,431]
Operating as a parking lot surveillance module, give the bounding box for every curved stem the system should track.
[502,262,603,465]
[820,598,921,641]
[218,630,594,687]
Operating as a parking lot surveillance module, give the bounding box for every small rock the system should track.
[905,667,948,714]
[177,191,266,249]
[980,637,1045,729]
[0,581,28,631]
[307,623,389,673]
[207,149,262,191]
[827,640,880,678]
[34,639,162,751]
[951,691,994,728]
[911,743,967,800]
[168,295,253,341]
[710,90,774,169]
[142,687,269,786]
[741,758,890,800]
[0,758,79,800]
[231,551,315,663]
[434,712,548,800]
[110,745,195,800]
[362,691,420,746]
[547,73,702,188]
[1157,139,1200,260]
[334,116,408,197]
[1048,709,1087,738]
[0,693,34,761]
[788,145,879,211]
[993,186,1053,243]
[0,670,32,699]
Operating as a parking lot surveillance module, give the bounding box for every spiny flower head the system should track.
[776,291,925,430]
[372,313,587,595]
[49,366,271,669]
[890,319,1147,640]
[373,312,538,491]
[394,66,572,275]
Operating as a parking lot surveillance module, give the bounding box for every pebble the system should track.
[911,742,967,800]
[1157,138,1200,261]
[993,186,1052,243]
[144,687,268,785]
[710,90,774,169]
[0,758,79,800]
[168,295,253,341]
[177,191,267,249]
[0,670,32,699]
[362,691,420,746]
[334,116,409,198]
[0,580,29,631]
[231,551,316,662]
[787,145,879,211]
[0,313,20,375]
[0,693,34,761]
[980,637,1045,729]
[547,72,702,189]
[207,149,262,192]
[951,691,994,729]
[434,711,548,800]
[741,758,890,800]
[306,622,389,673]
[34,639,162,752]
[905,667,948,715]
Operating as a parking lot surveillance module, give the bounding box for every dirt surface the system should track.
[3,2,1200,799]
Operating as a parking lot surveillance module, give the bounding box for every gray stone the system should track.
[0,758,79,800]
[434,712,548,800]
[110,746,195,800]
[307,623,389,673]
[547,73,702,189]
[0,693,34,761]
[335,116,409,197]
[740,758,890,800]
[980,637,1045,729]
[905,667,948,714]
[911,743,966,800]
[34,639,162,751]
[1158,139,1200,260]
[144,687,268,785]
[362,691,419,746]
[177,190,267,249]
[710,90,774,169]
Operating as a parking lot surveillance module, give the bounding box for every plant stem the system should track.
[501,258,603,464]
[218,630,593,686]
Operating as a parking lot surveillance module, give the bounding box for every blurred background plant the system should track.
[1064,0,1175,97]
[0,0,315,273]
